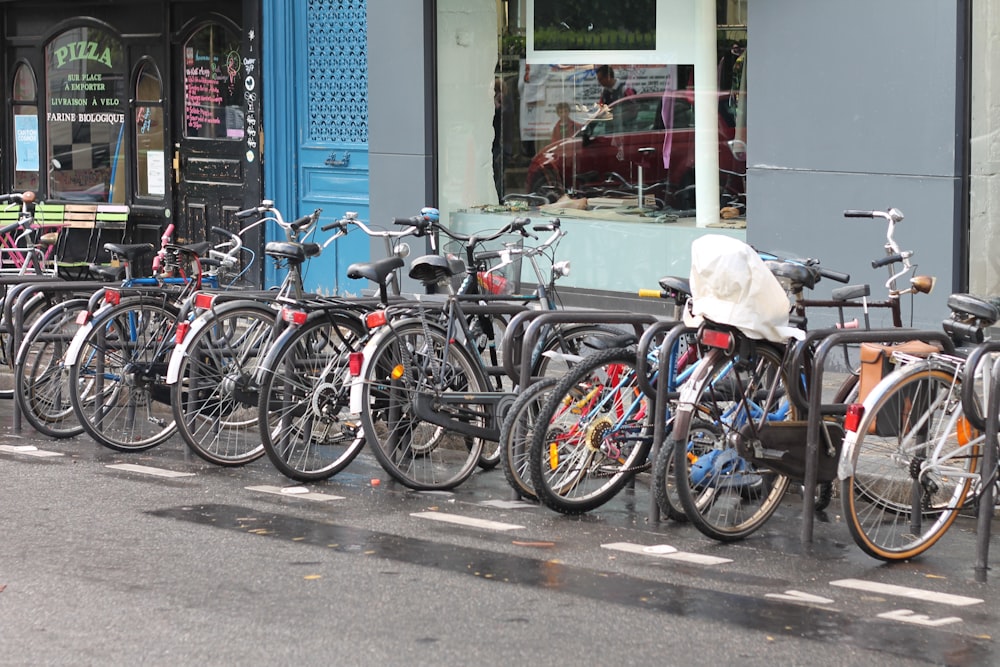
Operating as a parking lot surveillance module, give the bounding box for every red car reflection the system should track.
[525,92,745,211]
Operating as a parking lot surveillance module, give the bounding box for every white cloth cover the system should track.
[683,235,803,342]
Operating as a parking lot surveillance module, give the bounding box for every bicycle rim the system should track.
[841,366,978,560]
[258,314,367,481]
[673,343,791,541]
[529,346,651,514]
[173,303,277,466]
[69,298,178,451]
[15,299,88,438]
[361,321,487,491]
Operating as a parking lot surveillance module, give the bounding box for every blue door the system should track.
[263,0,369,295]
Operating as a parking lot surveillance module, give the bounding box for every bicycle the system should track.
[59,223,250,451]
[167,204,429,467]
[500,276,690,504]
[837,293,999,560]
[255,215,546,485]
[349,218,620,491]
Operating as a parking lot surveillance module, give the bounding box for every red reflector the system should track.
[700,328,732,350]
[194,292,216,310]
[349,351,364,376]
[365,310,387,329]
[75,310,89,325]
[281,307,308,326]
[104,289,121,306]
[176,321,191,344]
[844,403,865,432]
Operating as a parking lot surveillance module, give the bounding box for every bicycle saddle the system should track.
[408,254,463,286]
[264,241,322,264]
[103,242,155,263]
[658,275,690,298]
[946,293,999,325]
[765,260,819,291]
[347,255,404,285]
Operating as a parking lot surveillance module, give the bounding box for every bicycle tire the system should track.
[528,346,652,514]
[171,301,278,466]
[478,323,622,470]
[360,319,489,491]
[257,310,367,481]
[840,363,978,561]
[68,296,179,451]
[671,342,791,542]
[0,290,53,398]
[14,298,90,438]
[498,376,558,500]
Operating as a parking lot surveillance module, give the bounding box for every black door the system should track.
[172,14,246,244]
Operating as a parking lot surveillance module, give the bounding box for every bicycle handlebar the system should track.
[872,253,904,269]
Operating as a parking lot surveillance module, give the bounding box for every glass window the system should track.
[134,61,166,199]
[45,26,126,202]
[183,24,244,140]
[436,1,747,295]
[12,63,39,191]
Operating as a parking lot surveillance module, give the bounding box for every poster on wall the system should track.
[14,115,39,172]
[526,0,696,65]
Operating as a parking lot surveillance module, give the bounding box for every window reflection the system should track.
[45,26,126,202]
[183,24,244,140]
[134,61,165,198]
[12,63,39,191]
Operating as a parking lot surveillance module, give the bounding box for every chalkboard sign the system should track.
[184,25,244,140]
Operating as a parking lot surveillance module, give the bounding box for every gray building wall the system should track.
[367,0,436,290]
[368,1,967,327]
[746,0,965,329]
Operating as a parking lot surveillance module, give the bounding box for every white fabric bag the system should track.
[683,235,803,342]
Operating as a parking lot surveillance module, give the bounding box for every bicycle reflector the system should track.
[175,321,191,344]
[844,403,865,432]
[347,351,364,376]
[365,310,387,329]
[104,288,121,306]
[280,306,307,326]
[193,292,216,310]
[700,328,732,350]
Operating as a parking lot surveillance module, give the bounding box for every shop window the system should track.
[45,25,126,203]
[134,61,166,198]
[436,0,747,295]
[11,62,39,191]
[183,24,244,140]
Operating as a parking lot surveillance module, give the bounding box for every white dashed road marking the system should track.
[765,590,835,605]
[877,609,963,627]
[411,511,524,531]
[830,579,983,607]
[245,485,344,501]
[105,463,195,478]
[0,445,63,457]
[602,542,733,565]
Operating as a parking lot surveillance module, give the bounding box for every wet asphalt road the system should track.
[1,398,998,667]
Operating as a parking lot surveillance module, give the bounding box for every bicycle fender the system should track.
[349,329,386,416]
[836,357,947,480]
[165,312,211,384]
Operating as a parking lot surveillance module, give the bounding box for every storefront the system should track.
[1,0,264,279]
[369,0,985,327]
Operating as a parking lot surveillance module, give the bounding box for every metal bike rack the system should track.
[789,328,956,545]
[644,322,693,523]
[960,341,1000,577]
[502,309,661,388]
[8,280,109,432]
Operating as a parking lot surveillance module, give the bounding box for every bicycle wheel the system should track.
[68,297,179,451]
[478,323,619,470]
[528,346,652,514]
[14,298,89,438]
[498,376,558,500]
[840,363,979,561]
[360,319,489,490]
[0,290,52,397]
[651,423,689,522]
[257,311,367,481]
[671,342,792,541]
[171,301,278,466]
